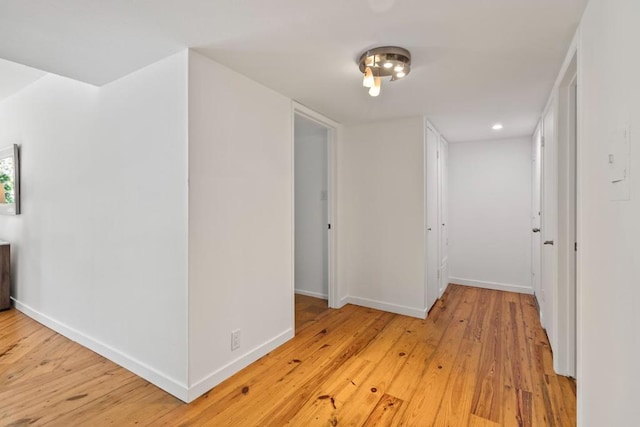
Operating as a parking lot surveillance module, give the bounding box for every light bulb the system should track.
[492,123,503,130]
[363,67,374,88]
[394,65,404,72]
[369,77,381,97]
[396,71,406,79]
[383,62,393,69]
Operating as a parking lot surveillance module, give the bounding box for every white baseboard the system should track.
[12,297,189,401]
[187,327,294,402]
[330,295,347,310]
[341,296,426,319]
[294,289,328,300]
[449,277,534,295]
[439,281,450,298]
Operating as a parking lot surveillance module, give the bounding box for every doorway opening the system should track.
[293,105,339,331]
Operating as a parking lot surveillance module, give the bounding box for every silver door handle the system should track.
[544,240,554,245]
[532,228,540,233]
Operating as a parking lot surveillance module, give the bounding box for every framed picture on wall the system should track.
[0,144,20,215]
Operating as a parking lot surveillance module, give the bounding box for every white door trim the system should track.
[292,102,341,310]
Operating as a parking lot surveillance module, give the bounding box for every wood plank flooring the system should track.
[0,285,576,426]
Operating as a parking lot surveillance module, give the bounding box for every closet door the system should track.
[425,125,439,311]
[438,137,449,297]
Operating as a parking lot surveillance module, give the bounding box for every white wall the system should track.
[572,0,640,424]
[0,52,189,397]
[187,51,294,400]
[338,117,426,318]
[294,115,328,299]
[448,137,532,294]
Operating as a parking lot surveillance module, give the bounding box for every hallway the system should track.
[0,285,575,425]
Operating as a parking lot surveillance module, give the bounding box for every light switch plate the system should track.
[609,124,631,201]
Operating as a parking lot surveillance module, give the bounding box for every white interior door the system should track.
[438,137,449,297]
[556,72,578,377]
[426,126,440,311]
[569,78,578,378]
[541,104,557,345]
[568,79,577,376]
[532,126,543,299]
[294,114,330,300]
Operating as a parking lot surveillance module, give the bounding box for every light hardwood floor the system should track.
[0,285,575,426]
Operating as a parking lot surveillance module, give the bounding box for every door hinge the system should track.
[328,224,331,230]
[574,242,577,251]
[541,136,545,147]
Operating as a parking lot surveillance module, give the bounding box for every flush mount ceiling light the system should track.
[359,46,411,97]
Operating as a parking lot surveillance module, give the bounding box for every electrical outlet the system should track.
[231,329,241,351]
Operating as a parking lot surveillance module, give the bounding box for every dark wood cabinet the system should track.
[0,242,9,311]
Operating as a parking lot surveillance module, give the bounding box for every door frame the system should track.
[292,102,341,311]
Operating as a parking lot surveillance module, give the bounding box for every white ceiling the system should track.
[0,0,587,141]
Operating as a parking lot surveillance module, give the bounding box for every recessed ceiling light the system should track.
[492,123,503,130]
